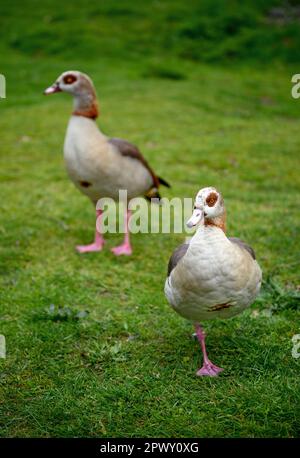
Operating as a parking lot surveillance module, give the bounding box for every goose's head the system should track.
[187,187,226,232]
[44,71,99,119]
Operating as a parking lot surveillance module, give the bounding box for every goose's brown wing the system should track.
[108,137,159,188]
[229,237,256,260]
[167,243,189,276]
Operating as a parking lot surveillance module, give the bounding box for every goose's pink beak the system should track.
[186,208,203,228]
[44,83,61,95]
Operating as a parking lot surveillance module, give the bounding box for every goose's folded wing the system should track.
[229,237,256,260]
[167,243,189,276]
[108,137,159,188]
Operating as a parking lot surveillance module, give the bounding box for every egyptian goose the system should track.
[44,71,170,255]
[164,187,262,376]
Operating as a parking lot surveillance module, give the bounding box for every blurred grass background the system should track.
[0,0,299,438]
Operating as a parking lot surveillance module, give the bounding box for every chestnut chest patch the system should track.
[79,180,92,188]
[209,303,232,311]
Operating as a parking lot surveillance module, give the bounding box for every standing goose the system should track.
[164,187,262,376]
[44,71,170,255]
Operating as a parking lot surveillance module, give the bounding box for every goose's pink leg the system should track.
[194,323,224,377]
[76,209,105,253]
[111,210,132,256]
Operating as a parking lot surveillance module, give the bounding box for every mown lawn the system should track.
[0,0,299,438]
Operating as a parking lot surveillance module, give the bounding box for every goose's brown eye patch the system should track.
[63,74,77,85]
[206,192,218,207]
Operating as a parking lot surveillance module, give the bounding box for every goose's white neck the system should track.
[189,211,227,245]
[67,114,106,139]
[190,224,225,246]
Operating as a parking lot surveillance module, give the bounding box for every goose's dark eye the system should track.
[63,74,77,85]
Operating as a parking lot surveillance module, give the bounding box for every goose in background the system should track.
[44,71,170,255]
[164,187,262,376]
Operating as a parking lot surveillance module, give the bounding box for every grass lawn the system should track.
[0,0,299,438]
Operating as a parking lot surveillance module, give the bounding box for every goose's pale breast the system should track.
[165,227,262,321]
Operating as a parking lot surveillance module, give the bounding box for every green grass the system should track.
[0,0,300,438]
